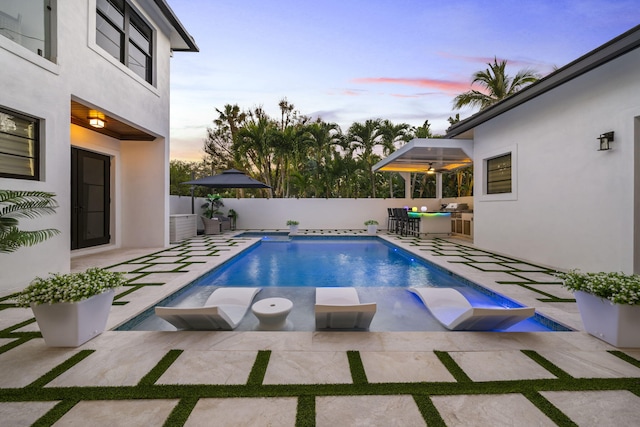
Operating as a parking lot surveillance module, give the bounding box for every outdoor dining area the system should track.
[387,207,452,238]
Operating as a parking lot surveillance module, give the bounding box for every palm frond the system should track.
[0,227,61,253]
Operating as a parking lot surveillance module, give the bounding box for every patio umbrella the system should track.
[182,169,271,189]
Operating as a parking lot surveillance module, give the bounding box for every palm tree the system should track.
[347,119,383,198]
[0,190,60,253]
[453,58,540,111]
[303,121,342,197]
[379,120,410,197]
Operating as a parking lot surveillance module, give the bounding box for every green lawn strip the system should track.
[609,350,640,368]
[412,394,446,427]
[31,399,79,427]
[246,350,271,386]
[0,335,38,354]
[0,317,36,335]
[522,350,572,380]
[2,378,638,403]
[163,396,198,426]
[138,349,183,386]
[0,292,20,303]
[296,395,316,427]
[347,351,368,385]
[522,390,577,426]
[434,351,472,382]
[26,350,96,389]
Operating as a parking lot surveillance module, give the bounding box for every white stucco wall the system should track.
[0,0,178,292]
[170,196,473,230]
[472,49,640,273]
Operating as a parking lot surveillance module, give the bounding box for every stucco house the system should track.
[374,25,640,274]
[0,0,197,292]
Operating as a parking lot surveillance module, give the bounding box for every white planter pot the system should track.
[574,290,640,348]
[367,225,378,235]
[31,289,115,347]
[289,225,298,235]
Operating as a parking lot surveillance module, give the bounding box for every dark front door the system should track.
[71,147,111,249]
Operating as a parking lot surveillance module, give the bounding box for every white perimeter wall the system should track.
[472,49,640,273]
[171,196,473,230]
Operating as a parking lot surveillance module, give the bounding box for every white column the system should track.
[436,173,443,199]
[400,172,411,198]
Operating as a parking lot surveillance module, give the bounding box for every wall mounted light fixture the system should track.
[597,131,614,151]
[427,163,436,174]
[88,111,106,129]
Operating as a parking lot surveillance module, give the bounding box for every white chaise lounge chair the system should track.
[409,287,535,331]
[315,287,376,329]
[155,287,261,330]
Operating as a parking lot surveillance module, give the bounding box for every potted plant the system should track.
[364,219,379,235]
[201,194,225,234]
[556,270,640,347]
[286,220,299,235]
[15,268,126,347]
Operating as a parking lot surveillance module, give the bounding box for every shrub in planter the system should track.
[16,268,126,347]
[364,220,379,235]
[286,220,299,235]
[556,270,640,347]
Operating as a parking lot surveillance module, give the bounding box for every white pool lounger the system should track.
[315,287,377,330]
[155,287,261,330]
[409,287,535,331]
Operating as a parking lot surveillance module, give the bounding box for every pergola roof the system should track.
[372,138,473,173]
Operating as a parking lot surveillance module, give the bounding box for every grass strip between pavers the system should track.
[522,350,573,380]
[523,390,578,427]
[32,399,79,427]
[296,395,315,427]
[246,350,271,386]
[434,350,471,382]
[138,349,183,386]
[26,350,95,389]
[163,396,198,427]
[347,350,368,385]
[412,394,446,427]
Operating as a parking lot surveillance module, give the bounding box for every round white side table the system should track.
[251,297,293,330]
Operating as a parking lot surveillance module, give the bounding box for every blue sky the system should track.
[167,0,640,161]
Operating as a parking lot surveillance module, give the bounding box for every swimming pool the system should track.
[119,237,568,332]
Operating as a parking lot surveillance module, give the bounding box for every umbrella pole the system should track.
[190,172,195,215]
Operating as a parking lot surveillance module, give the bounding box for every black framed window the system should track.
[486,153,511,194]
[0,107,39,180]
[96,0,152,83]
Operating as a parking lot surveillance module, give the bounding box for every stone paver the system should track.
[449,350,557,381]
[0,307,34,331]
[156,350,258,385]
[0,340,78,388]
[0,401,60,426]
[45,348,168,387]
[52,399,179,427]
[541,390,640,426]
[316,395,426,427]
[431,393,556,426]
[360,351,456,383]
[538,350,640,378]
[185,397,298,427]
[263,351,352,384]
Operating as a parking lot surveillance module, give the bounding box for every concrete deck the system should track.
[1,230,639,426]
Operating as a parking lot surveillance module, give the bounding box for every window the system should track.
[0,0,55,61]
[96,0,152,83]
[0,107,39,180]
[486,153,512,194]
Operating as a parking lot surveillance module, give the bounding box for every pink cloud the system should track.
[352,77,470,93]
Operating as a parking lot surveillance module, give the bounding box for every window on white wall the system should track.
[486,153,512,194]
[0,106,40,180]
[0,0,56,61]
[96,0,153,83]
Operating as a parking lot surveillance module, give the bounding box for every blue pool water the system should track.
[119,237,569,332]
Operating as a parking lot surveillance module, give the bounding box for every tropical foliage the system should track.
[556,270,640,305]
[452,57,540,111]
[16,268,126,307]
[0,190,60,253]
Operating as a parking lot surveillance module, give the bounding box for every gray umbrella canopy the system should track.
[182,169,271,188]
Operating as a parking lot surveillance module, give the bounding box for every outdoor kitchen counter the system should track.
[408,211,452,236]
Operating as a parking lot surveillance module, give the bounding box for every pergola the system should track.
[372,138,474,198]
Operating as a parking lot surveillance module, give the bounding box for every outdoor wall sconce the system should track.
[597,131,614,151]
[427,163,436,174]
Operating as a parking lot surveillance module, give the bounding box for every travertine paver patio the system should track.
[0,230,639,426]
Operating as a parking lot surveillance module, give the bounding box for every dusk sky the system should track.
[167,0,640,161]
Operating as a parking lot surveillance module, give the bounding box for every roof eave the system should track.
[153,0,199,52]
[446,24,640,138]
